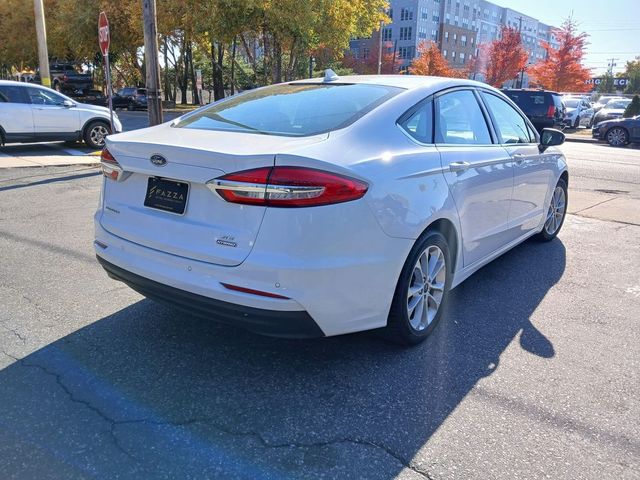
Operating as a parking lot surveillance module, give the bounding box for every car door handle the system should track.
[449,161,470,172]
[512,154,526,166]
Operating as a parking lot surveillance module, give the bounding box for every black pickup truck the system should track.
[33,63,93,95]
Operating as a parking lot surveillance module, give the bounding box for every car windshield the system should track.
[136,89,147,95]
[174,83,403,136]
[606,100,631,109]
[564,99,579,107]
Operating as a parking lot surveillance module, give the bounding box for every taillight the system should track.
[100,148,128,182]
[208,167,368,207]
[547,105,556,118]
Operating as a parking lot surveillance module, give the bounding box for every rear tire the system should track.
[535,178,567,242]
[83,120,110,149]
[127,103,134,111]
[383,231,452,345]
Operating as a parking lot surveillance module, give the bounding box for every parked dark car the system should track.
[592,115,640,147]
[33,62,93,95]
[593,98,632,126]
[502,89,566,133]
[112,87,147,111]
[74,89,108,107]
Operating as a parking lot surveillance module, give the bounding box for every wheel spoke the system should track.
[408,282,423,298]
[430,281,445,291]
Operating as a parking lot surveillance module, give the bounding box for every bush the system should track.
[624,95,640,117]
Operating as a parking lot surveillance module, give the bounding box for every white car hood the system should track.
[75,102,110,114]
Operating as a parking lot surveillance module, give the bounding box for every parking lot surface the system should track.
[0,138,639,478]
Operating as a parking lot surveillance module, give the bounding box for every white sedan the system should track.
[95,73,568,344]
[0,80,121,149]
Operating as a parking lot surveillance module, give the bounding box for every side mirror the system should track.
[539,128,565,152]
[63,99,75,108]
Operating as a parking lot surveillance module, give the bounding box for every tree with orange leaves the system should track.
[409,41,459,77]
[342,41,402,74]
[473,26,528,87]
[528,18,591,92]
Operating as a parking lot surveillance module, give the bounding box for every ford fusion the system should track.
[95,74,568,344]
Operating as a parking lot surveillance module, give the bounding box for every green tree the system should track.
[624,95,640,117]
[623,57,640,94]
[597,72,615,94]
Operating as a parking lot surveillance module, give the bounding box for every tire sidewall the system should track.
[388,231,453,344]
[537,178,568,242]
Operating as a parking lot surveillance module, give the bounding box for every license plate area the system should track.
[144,177,189,215]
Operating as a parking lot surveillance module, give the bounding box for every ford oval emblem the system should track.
[150,154,167,167]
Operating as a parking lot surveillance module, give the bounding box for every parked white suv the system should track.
[0,80,122,149]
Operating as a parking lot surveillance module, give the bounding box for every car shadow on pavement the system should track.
[0,239,565,479]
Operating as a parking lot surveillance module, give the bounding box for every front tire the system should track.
[127,103,134,111]
[384,231,452,345]
[83,121,110,149]
[536,178,567,242]
[606,127,628,147]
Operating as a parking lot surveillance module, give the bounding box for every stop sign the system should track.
[98,12,110,56]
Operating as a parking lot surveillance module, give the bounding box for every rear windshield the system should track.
[563,99,579,108]
[504,91,550,107]
[174,83,403,137]
[606,100,630,109]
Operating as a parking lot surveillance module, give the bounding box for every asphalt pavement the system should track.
[0,123,639,478]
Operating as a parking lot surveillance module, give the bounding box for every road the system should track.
[0,135,639,478]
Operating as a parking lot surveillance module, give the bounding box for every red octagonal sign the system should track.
[98,12,110,56]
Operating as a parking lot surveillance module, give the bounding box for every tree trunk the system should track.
[230,38,237,95]
[188,41,199,105]
[211,42,225,101]
[163,36,170,101]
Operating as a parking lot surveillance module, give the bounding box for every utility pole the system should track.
[607,57,619,75]
[142,0,163,126]
[377,20,384,75]
[33,0,51,87]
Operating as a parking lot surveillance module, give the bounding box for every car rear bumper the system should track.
[96,255,324,338]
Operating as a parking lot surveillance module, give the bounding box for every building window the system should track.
[419,27,427,39]
[362,48,370,60]
[443,49,448,58]
[433,13,440,22]
[432,30,438,41]
[452,51,456,60]
[400,7,414,21]
[460,52,465,63]
[462,17,469,26]
[387,8,393,19]
[399,27,412,41]
[422,7,428,20]
[383,27,392,42]
[453,33,458,43]
[461,35,467,46]
[398,46,415,59]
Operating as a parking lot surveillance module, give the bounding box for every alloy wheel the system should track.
[607,127,627,147]
[406,245,446,331]
[544,186,566,235]
[90,124,109,147]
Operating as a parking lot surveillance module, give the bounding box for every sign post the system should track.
[98,11,114,135]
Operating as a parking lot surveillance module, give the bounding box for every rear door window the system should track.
[0,85,28,104]
[399,99,433,143]
[434,90,492,144]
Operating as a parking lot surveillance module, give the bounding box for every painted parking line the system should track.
[44,143,91,156]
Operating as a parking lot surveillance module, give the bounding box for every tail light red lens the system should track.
[209,167,368,208]
[547,105,556,118]
[100,148,127,181]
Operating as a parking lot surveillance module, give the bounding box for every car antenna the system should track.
[324,69,339,83]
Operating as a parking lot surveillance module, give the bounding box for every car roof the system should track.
[290,74,490,91]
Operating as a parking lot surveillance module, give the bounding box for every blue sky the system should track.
[502,0,639,76]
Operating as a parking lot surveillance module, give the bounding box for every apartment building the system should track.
[348,0,558,86]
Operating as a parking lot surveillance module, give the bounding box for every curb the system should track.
[564,135,598,144]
